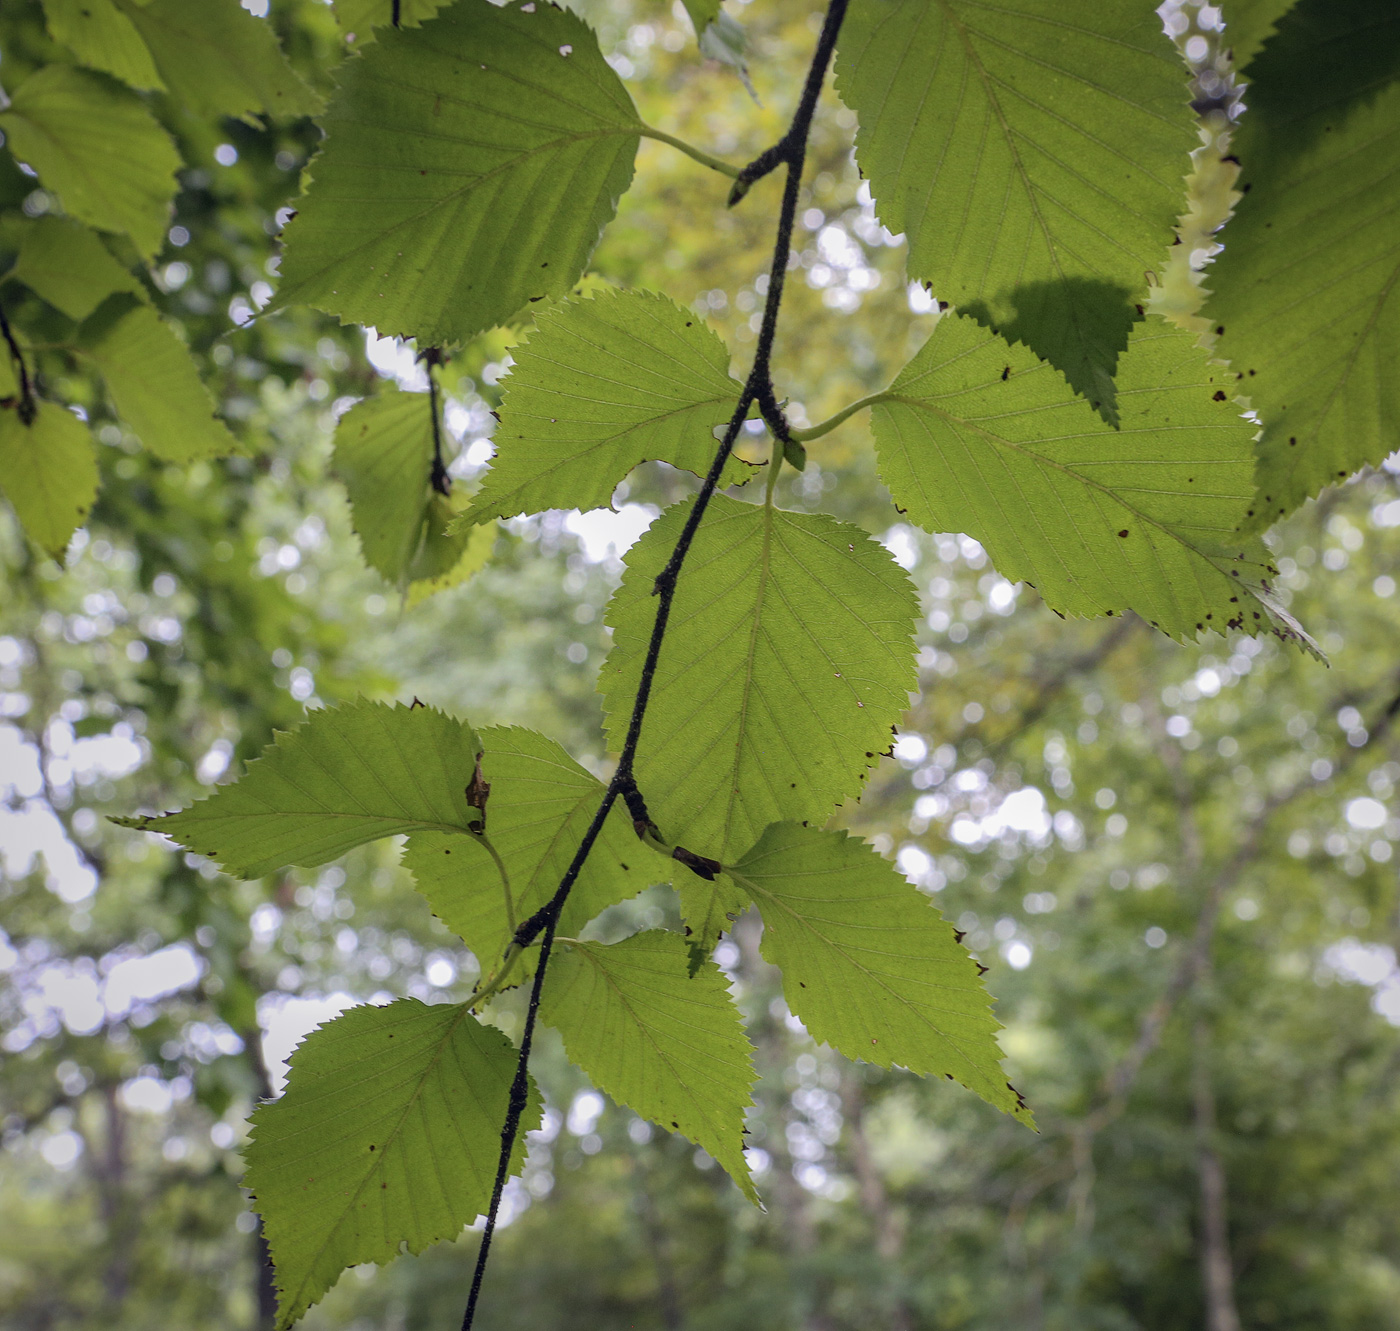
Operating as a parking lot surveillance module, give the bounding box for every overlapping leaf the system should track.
[76,301,239,463]
[246,998,539,1330]
[601,494,918,945]
[9,217,144,322]
[118,700,483,878]
[41,0,163,91]
[464,290,750,525]
[404,726,659,983]
[0,402,98,559]
[276,0,642,344]
[0,66,179,259]
[871,313,1312,647]
[1210,0,1400,526]
[727,823,1030,1123]
[542,930,757,1200]
[332,387,488,593]
[835,0,1195,414]
[334,0,453,47]
[1221,0,1298,68]
[116,0,320,120]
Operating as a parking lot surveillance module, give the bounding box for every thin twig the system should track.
[421,348,452,497]
[459,5,850,1326]
[0,301,37,424]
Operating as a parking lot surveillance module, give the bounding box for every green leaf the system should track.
[41,0,164,92]
[117,699,484,879]
[246,998,540,1330]
[0,346,16,399]
[405,508,496,608]
[115,0,321,120]
[332,387,463,585]
[1209,0,1400,526]
[682,0,723,37]
[871,313,1313,647]
[0,401,98,559]
[9,217,144,322]
[75,301,239,463]
[542,930,758,1201]
[333,0,453,47]
[727,823,1032,1124]
[600,494,919,916]
[404,726,658,986]
[463,290,750,525]
[0,66,180,259]
[275,0,642,345]
[834,0,1195,416]
[1221,0,1298,70]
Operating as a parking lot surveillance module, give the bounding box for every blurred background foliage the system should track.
[1,0,1398,1329]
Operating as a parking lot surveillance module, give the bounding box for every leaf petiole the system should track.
[788,390,892,441]
[639,125,742,179]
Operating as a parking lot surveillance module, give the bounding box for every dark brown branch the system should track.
[0,301,37,424]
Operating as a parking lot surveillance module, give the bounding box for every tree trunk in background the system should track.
[93,1083,134,1312]
[1193,1018,1242,1331]
[632,1153,684,1330]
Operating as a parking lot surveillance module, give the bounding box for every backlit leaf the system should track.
[117,0,321,120]
[404,726,659,986]
[1221,0,1297,68]
[835,0,1195,415]
[600,493,919,940]
[76,301,239,462]
[275,0,642,345]
[118,700,483,878]
[405,514,496,608]
[542,930,758,1201]
[246,998,539,1329]
[464,289,750,525]
[871,313,1312,647]
[727,823,1032,1124]
[333,0,453,47]
[0,401,98,559]
[0,66,180,259]
[10,217,143,322]
[41,0,164,92]
[1209,0,1400,526]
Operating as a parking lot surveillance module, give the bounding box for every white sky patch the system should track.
[949,786,1052,848]
[364,329,430,392]
[880,524,920,571]
[258,991,359,1095]
[1345,797,1389,831]
[564,504,658,562]
[1323,939,1400,1026]
[104,944,204,1017]
[0,803,98,902]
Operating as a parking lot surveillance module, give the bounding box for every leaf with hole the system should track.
[871,313,1315,649]
[542,929,758,1200]
[835,0,1195,417]
[727,822,1031,1123]
[116,700,484,878]
[463,289,751,525]
[275,0,642,344]
[1209,0,1400,526]
[246,998,539,1330]
[0,65,180,259]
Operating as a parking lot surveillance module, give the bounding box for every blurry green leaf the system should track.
[1210,0,1400,526]
[118,700,484,878]
[601,494,919,917]
[404,726,658,984]
[465,290,750,525]
[76,302,239,463]
[0,401,97,559]
[729,823,1032,1124]
[0,344,17,398]
[1222,0,1298,68]
[333,0,453,47]
[276,0,642,344]
[116,0,321,120]
[0,66,179,259]
[41,0,164,91]
[872,314,1313,648]
[835,0,1194,415]
[405,509,496,607]
[10,217,143,322]
[246,998,539,1330]
[682,0,722,36]
[543,930,758,1201]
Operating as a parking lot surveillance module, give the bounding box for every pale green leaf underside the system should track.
[276,0,641,345]
[1210,0,1400,527]
[119,700,483,879]
[465,289,751,525]
[835,0,1195,413]
[9,216,143,323]
[601,494,919,907]
[873,313,1308,646]
[0,66,179,260]
[542,930,758,1201]
[729,823,1031,1124]
[404,726,660,982]
[246,999,539,1330]
[332,388,461,585]
[42,0,164,92]
[117,0,321,120]
[0,403,98,559]
[77,302,240,464]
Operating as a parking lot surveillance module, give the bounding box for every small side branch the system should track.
[421,347,453,497]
